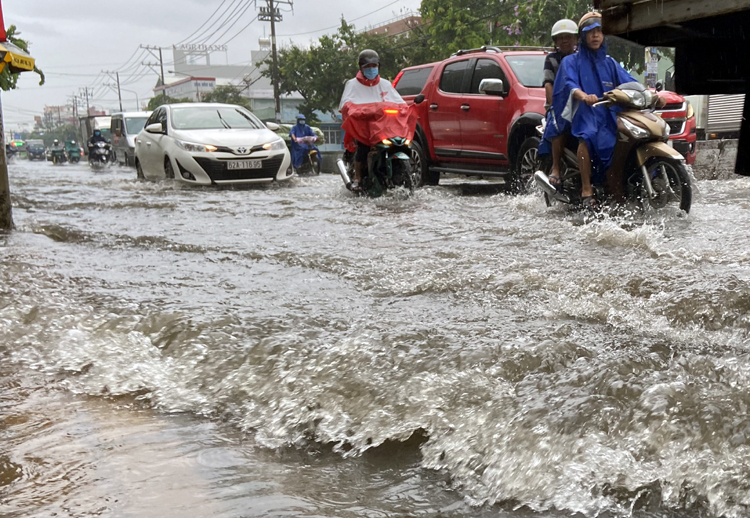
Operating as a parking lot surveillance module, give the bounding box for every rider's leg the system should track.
[550,135,565,181]
[577,140,594,199]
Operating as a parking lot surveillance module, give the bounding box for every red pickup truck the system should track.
[392,46,549,189]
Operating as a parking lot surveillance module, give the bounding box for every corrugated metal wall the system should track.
[707,95,746,133]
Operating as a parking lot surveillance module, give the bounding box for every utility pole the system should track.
[141,44,166,93]
[104,70,124,112]
[80,87,93,116]
[256,0,293,122]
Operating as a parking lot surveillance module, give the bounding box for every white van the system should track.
[111,111,151,167]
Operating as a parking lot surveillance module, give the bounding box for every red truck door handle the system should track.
[429,103,438,110]
[461,104,470,111]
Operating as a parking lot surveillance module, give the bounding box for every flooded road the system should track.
[2,158,750,517]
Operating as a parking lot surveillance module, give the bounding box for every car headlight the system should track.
[176,140,217,153]
[621,117,650,139]
[262,138,286,151]
[686,101,694,119]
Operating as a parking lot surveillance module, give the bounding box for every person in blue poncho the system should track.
[289,114,320,171]
[551,12,637,210]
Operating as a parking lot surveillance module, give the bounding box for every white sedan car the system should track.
[134,103,293,185]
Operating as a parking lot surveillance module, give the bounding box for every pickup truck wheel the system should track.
[511,136,541,194]
[410,141,437,186]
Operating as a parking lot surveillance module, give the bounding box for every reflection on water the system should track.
[2,159,750,517]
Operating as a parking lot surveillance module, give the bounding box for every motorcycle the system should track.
[293,135,321,175]
[533,82,692,214]
[50,146,68,165]
[88,141,112,170]
[65,141,83,163]
[336,96,423,198]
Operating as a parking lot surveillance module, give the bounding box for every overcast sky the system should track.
[3,0,421,130]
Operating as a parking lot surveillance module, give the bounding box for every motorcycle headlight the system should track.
[262,138,286,151]
[176,140,217,153]
[624,90,646,108]
[621,117,650,139]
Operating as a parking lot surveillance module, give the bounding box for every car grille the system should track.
[667,119,686,135]
[194,156,283,182]
[661,102,685,111]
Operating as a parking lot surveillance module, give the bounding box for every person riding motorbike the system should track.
[538,18,578,191]
[339,49,405,191]
[549,11,638,210]
[87,129,107,154]
[289,114,320,172]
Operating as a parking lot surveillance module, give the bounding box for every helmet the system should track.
[53,139,59,145]
[296,113,306,120]
[578,12,602,33]
[358,49,379,69]
[551,19,577,37]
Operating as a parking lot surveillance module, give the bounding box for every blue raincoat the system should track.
[289,123,320,169]
[548,39,636,182]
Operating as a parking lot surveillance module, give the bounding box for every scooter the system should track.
[336,96,423,198]
[65,141,83,163]
[534,82,692,213]
[294,135,321,175]
[88,141,113,170]
[50,146,68,165]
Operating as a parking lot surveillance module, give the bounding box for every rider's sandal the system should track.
[351,181,362,192]
[581,195,601,212]
[549,175,563,192]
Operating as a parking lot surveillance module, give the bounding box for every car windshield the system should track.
[505,55,546,87]
[171,106,265,130]
[125,117,148,135]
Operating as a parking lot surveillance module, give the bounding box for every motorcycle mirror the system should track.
[655,81,664,92]
[414,94,425,105]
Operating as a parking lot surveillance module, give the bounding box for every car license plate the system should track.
[227,160,262,170]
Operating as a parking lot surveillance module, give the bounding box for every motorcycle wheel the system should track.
[392,159,414,194]
[642,158,692,214]
[311,156,320,175]
[511,136,541,194]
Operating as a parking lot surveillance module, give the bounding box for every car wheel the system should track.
[410,140,436,187]
[511,136,541,194]
[136,159,146,180]
[164,157,175,179]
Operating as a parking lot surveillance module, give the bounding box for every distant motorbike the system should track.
[50,146,68,165]
[88,141,112,169]
[293,135,321,175]
[533,82,692,213]
[337,97,423,197]
[65,141,83,163]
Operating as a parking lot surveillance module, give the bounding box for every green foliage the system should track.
[0,25,45,91]
[200,84,252,110]
[21,124,79,147]
[146,93,193,111]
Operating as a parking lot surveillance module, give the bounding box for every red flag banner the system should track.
[0,0,6,42]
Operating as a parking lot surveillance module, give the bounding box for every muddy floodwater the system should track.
[2,159,750,518]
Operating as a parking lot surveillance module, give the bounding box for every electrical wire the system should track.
[185,0,244,45]
[278,0,401,37]
[205,11,258,47]
[196,0,251,45]
[175,0,234,45]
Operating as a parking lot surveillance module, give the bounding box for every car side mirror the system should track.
[145,123,164,134]
[478,78,505,97]
[414,94,425,104]
[265,122,280,131]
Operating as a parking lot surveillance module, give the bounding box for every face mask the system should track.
[297,120,305,125]
[363,67,379,80]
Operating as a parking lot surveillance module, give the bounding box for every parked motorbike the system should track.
[533,82,692,213]
[88,141,112,169]
[65,140,82,163]
[294,135,321,175]
[336,96,422,198]
[50,146,68,165]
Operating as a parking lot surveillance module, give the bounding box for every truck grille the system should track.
[194,156,283,182]
[667,120,686,135]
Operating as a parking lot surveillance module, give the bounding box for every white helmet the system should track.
[551,19,578,37]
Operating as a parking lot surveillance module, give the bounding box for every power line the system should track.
[278,0,401,37]
[186,0,244,45]
[175,0,235,45]
[206,10,258,47]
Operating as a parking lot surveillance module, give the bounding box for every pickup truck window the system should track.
[505,55,546,88]
[439,60,471,94]
[395,67,433,96]
[470,59,508,94]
